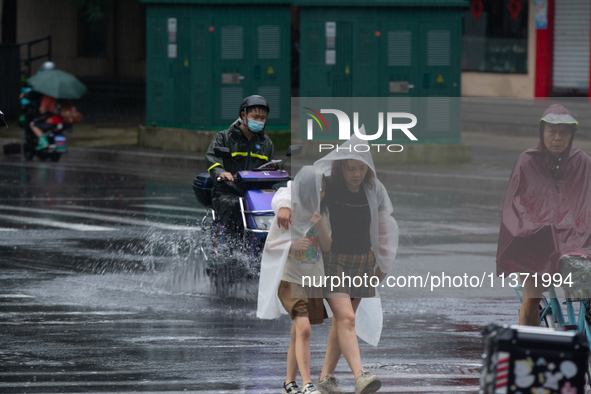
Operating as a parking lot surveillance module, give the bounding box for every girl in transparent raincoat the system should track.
[257,166,331,394]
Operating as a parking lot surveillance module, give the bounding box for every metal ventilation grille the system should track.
[195,25,205,59]
[194,85,205,121]
[426,97,450,134]
[152,24,164,57]
[258,86,280,119]
[221,87,243,119]
[258,26,280,59]
[307,29,320,63]
[221,26,243,59]
[387,97,412,113]
[152,82,164,119]
[427,30,450,66]
[359,29,371,65]
[388,31,412,66]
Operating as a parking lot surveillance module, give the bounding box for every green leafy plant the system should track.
[69,0,108,22]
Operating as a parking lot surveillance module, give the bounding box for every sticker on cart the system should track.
[494,351,510,394]
[543,371,563,390]
[559,360,577,379]
[560,381,577,394]
[514,358,535,388]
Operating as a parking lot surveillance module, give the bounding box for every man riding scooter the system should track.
[205,95,276,241]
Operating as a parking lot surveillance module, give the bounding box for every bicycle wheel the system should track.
[539,298,556,328]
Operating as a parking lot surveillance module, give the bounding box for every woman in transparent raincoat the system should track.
[262,130,399,394]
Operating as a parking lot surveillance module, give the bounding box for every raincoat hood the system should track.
[534,104,579,179]
[496,105,591,275]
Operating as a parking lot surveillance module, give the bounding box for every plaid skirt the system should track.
[324,250,376,298]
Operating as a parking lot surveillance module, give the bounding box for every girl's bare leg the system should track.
[323,296,364,380]
[286,322,298,383]
[294,316,313,384]
[320,297,362,380]
[30,124,44,137]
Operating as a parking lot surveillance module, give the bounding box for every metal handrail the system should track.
[20,36,52,76]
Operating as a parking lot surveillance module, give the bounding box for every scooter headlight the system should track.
[253,215,273,230]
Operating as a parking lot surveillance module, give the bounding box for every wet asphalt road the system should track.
[0,156,520,393]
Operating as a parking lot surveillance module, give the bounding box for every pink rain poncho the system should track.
[496,104,591,275]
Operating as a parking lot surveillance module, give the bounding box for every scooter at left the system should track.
[22,119,68,162]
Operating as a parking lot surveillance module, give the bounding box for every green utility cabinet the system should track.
[298,2,465,97]
[143,1,291,129]
[297,0,467,142]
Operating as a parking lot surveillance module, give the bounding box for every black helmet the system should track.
[239,95,270,119]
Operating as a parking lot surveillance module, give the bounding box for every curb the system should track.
[66,147,206,168]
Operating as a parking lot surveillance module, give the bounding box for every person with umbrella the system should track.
[25,68,87,150]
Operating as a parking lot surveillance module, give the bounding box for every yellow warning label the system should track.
[267,66,274,75]
[436,74,444,83]
[345,65,350,74]
[184,58,189,67]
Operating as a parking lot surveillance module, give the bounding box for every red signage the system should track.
[470,0,483,21]
[508,0,522,20]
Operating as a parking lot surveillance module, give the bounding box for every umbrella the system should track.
[0,110,6,128]
[27,69,87,99]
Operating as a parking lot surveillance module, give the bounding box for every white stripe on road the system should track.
[0,319,196,325]
[0,381,479,392]
[0,294,34,299]
[131,204,207,213]
[57,204,201,220]
[0,205,199,231]
[0,228,17,231]
[0,213,115,232]
[0,196,177,202]
[0,311,136,316]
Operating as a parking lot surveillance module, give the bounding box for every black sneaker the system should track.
[282,381,303,394]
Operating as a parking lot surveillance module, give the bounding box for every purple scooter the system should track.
[192,145,301,292]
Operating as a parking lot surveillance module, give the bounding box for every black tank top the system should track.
[326,185,371,254]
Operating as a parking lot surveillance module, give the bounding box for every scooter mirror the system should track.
[214,147,232,158]
[287,144,302,157]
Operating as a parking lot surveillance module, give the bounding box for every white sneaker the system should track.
[282,381,303,394]
[302,382,321,394]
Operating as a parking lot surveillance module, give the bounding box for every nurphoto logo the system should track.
[303,107,418,152]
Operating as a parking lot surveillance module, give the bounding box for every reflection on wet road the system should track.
[0,159,518,393]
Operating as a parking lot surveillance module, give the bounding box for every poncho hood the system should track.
[531,104,579,179]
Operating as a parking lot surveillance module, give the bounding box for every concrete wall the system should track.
[461,0,536,97]
[17,0,145,82]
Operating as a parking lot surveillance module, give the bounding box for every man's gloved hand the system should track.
[277,207,292,229]
[218,172,234,183]
[258,162,277,170]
